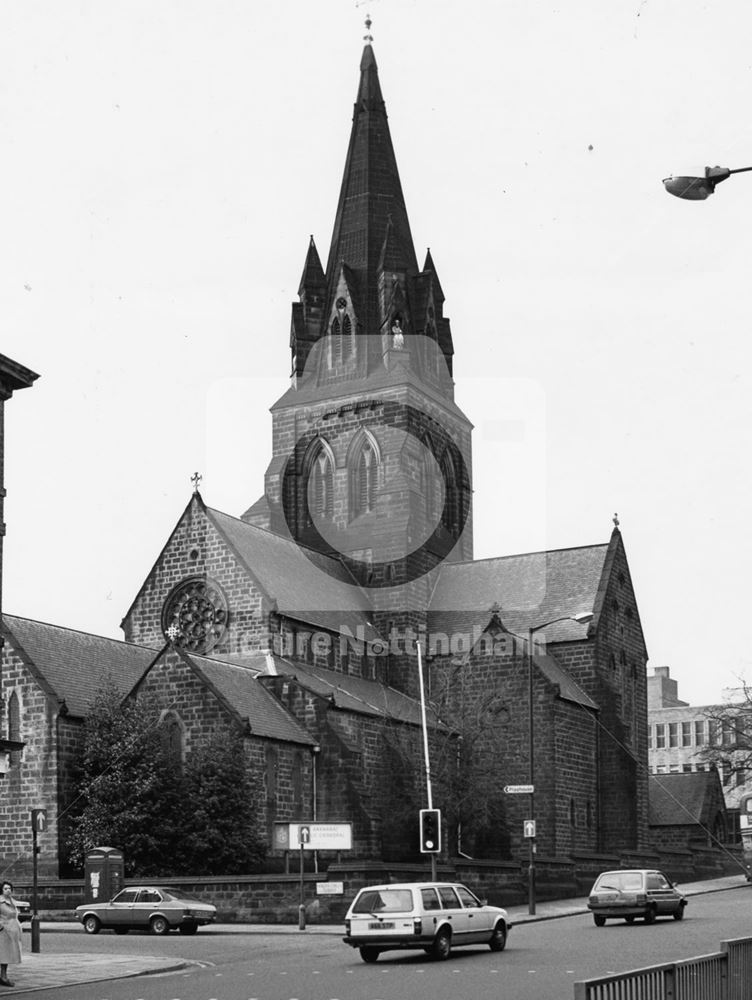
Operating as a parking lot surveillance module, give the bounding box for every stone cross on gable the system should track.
[191,471,202,493]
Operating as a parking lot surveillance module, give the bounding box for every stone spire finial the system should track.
[363,13,373,44]
[191,471,203,494]
[613,512,620,527]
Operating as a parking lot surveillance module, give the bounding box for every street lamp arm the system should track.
[663,164,752,200]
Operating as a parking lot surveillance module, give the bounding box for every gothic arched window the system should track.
[160,711,184,773]
[8,692,20,769]
[330,308,354,366]
[311,451,334,519]
[420,434,441,524]
[351,438,377,517]
[440,450,460,534]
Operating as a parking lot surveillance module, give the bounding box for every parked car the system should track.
[587,869,687,926]
[74,886,216,935]
[15,899,30,923]
[343,881,510,962]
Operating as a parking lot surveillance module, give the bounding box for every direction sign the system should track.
[30,808,47,833]
[288,822,352,850]
[523,819,537,838]
[503,784,534,794]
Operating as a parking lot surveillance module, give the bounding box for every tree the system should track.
[65,682,268,876]
[698,683,752,787]
[65,681,183,874]
[176,728,267,874]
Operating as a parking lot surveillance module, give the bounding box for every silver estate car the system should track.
[588,869,687,926]
[343,881,510,962]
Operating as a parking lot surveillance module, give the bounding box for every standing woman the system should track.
[0,881,22,987]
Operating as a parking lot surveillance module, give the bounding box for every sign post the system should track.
[298,825,310,930]
[30,809,46,953]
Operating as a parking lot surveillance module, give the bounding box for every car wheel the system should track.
[673,904,685,921]
[150,915,170,935]
[83,915,101,935]
[113,927,129,935]
[489,921,507,952]
[431,928,452,960]
[359,946,380,963]
[625,916,635,924]
[593,914,606,927]
[644,906,657,925]
[179,923,198,935]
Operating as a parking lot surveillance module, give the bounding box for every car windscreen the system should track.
[352,889,413,914]
[594,872,643,892]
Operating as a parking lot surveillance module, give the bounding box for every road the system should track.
[17,888,752,1000]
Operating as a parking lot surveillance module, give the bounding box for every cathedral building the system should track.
[1,36,649,878]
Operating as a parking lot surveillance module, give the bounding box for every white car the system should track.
[343,881,510,962]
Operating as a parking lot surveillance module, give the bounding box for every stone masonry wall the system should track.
[0,642,59,877]
[553,536,649,853]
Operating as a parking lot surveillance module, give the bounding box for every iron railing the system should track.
[574,936,752,1000]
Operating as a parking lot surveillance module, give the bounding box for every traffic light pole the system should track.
[416,640,437,880]
[527,627,536,916]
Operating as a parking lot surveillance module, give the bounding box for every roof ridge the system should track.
[2,612,157,649]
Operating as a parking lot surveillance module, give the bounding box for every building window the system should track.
[292,752,304,816]
[569,799,576,826]
[350,436,378,517]
[440,451,461,535]
[655,723,665,749]
[8,692,21,769]
[311,451,334,520]
[694,720,706,746]
[586,801,593,829]
[160,711,184,773]
[681,722,692,747]
[722,719,734,746]
[682,763,693,773]
[647,728,653,750]
[668,722,678,748]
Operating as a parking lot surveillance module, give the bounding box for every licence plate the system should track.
[369,921,395,929]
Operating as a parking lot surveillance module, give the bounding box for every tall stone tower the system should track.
[242,39,473,694]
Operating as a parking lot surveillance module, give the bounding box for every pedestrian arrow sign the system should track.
[503,784,534,794]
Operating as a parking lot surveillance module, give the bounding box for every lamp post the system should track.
[662,164,752,200]
[524,611,593,915]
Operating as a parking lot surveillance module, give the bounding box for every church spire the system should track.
[324,40,419,339]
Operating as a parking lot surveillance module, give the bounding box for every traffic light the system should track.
[419,808,441,853]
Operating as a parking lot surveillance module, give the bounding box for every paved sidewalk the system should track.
[0,953,189,995]
[3,873,748,994]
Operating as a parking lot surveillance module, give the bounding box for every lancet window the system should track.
[350,435,378,518]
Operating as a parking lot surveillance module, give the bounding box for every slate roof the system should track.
[648,771,726,827]
[534,653,598,709]
[428,540,612,644]
[261,658,436,728]
[2,614,157,718]
[177,650,315,746]
[206,506,381,641]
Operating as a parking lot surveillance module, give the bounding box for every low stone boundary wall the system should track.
[12,844,745,925]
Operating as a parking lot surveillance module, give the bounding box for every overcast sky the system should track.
[3,1,752,706]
